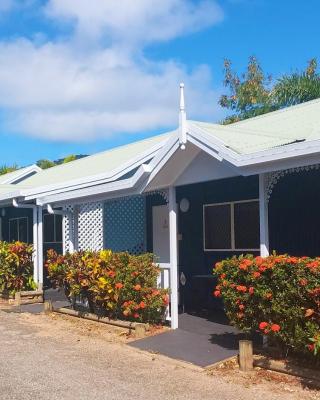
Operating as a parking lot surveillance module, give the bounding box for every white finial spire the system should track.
[179,82,187,150]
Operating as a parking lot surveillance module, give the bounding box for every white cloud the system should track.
[0,0,15,13]
[0,0,224,142]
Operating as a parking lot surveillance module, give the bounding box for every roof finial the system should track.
[179,82,187,150]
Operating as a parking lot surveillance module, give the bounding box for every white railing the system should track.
[158,263,171,321]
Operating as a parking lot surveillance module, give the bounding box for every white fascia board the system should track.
[1,165,42,184]
[142,133,181,189]
[0,192,24,206]
[22,138,168,200]
[36,164,152,206]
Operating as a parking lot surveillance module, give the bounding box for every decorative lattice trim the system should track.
[266,163,320,202]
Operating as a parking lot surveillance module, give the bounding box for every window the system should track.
[43,214,62,243]
[203,200,260,251]
[9,217,28,243]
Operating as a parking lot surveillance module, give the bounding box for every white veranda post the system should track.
[37,206,44,289]
[32,207,38,284]
[169,186,179,329]
[259,173,269,257]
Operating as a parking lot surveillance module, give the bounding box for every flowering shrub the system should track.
[46,249,169,324]
[213,254,320,358]
[0,241,35,294]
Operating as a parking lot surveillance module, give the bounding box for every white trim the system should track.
[259,174,270,256]
[203,199,260,252]
[169,186,178,330]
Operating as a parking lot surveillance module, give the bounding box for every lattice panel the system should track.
[78,202,104,251]
[104,196,146,254]
[63,205,74,254]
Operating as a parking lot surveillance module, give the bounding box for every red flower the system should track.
[115,282,123,289]
[299,279,308,286]
[107,270,116,278]
[213,290,221,297]
[252,271,261,279]
[139,301,146,309]
[255,256,264,266]
[265,293,272,300]
[220,273,226,279]
[259,321,269,330]
[134,284,141,291]
[239,259,253,270]
[133,313,139,319]
[271,324,280,332]
[162,294,169,305]
[259,265,267,273]
[249,287,254,295]
[236,285,247,293]
[239,304,245,311]
[308,344,315,352]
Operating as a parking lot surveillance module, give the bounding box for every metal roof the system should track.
[190,98,320,154]
[18,132,171,188]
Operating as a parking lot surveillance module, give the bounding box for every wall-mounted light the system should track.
[0,208,5,217]
[179,198,190,213]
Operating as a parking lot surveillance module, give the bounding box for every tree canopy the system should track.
[220,57,320,124]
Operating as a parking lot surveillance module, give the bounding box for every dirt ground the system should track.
[0,309,319,400]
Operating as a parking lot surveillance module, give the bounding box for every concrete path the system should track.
[130,312,248,367]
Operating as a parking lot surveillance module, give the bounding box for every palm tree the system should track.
[272,59,320,107]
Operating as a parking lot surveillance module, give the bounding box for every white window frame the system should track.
[203,199,260,252]
[9,217,29,243]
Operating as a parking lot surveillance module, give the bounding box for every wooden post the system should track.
[134,323,146,338]
[15,292,21,306]
[44,300,53,314]
[239,340,253,372]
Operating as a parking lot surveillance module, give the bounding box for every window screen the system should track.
[9,219,18,242]
[204,204,231,249]
[234,201,259,249]
[9,218,28,243]
[18,218,28,243]
[44,214,55,243]
[44,214,63,243]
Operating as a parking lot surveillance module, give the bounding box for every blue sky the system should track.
[0,0,319,166]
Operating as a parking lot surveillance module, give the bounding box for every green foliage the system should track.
[213,254,320,359]
[46,249,169,324]
[0,164,18,176]
[0,241,35,294]
[220,57,320,124]
[36,159,55,169]
[219,56,274,124]
[62,154,77,164]
[272,59,320,107]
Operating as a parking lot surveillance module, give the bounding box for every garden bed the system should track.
[253,355,320,383]
[50,304,150,338]
[0,290,43,305]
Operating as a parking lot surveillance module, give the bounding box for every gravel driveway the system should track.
[0,310,318,400]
